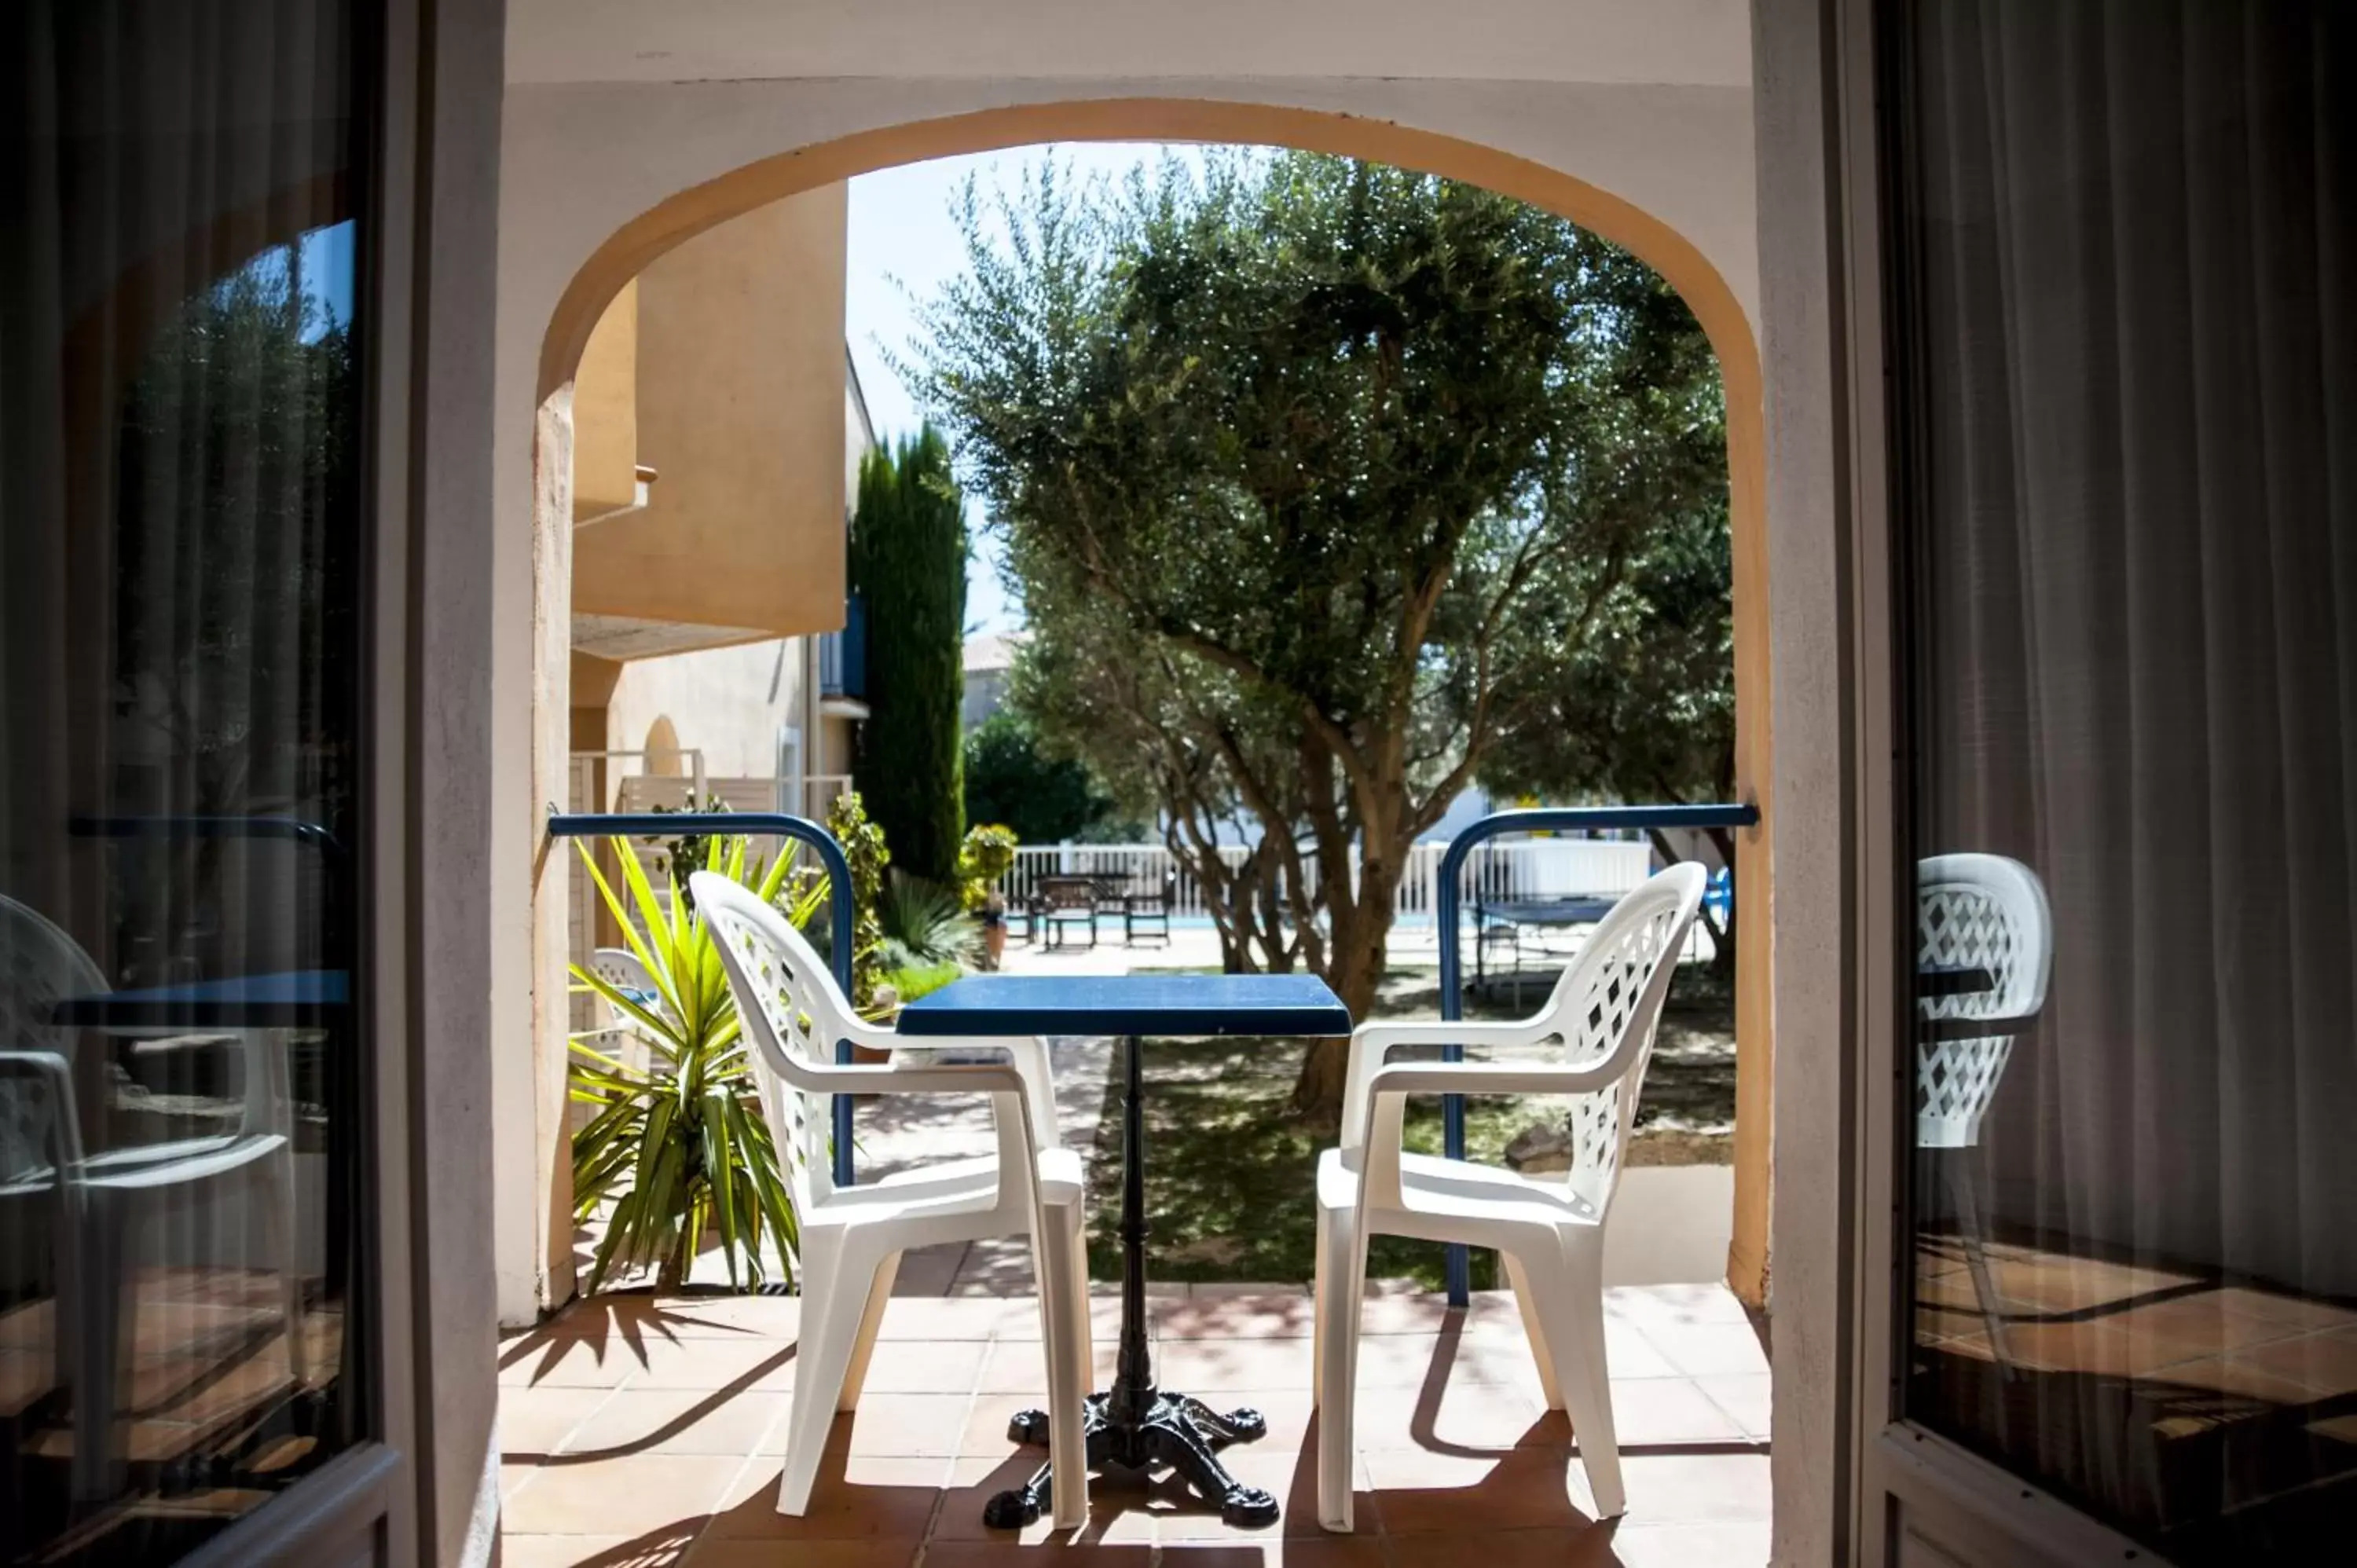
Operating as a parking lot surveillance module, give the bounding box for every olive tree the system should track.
[913,152,1728,1120]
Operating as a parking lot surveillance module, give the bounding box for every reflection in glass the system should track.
[3,4,369,1561]
[1889,1,2357,1560]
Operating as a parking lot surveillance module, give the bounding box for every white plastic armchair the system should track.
[1313,863,1707,1531]
[0,893,304,1501]
[689,872,1091,1526]
[1915,853,2051,1149]
[1914,852,2051,1372]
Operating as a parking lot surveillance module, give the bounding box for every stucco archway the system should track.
[522,97,1775,1310]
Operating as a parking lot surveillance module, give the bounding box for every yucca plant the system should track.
[569,834,822,1292]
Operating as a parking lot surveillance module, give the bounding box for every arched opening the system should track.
[640,716,684,778]
[521,100,1774,1313]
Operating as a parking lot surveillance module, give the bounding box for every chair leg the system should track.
[778,1233,884,1516]
[73,1191,132,1502]
[1314,1204,1365,1533]
[838,1250,900,1412]
[1944,1154,2014,1374]
[1036,1200,1093,1529]
[1311,1204,1329,1409]
[262,1152,306,1386]
[1503,1250,1563,1410]
[1521,1238,1623,1519]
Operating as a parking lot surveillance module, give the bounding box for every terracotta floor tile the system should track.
[705,1456,948,1541]
[1693,1374,1770,1439]
[1146,1444,1364,1541]
[923,1544,1157,1568]
[501,1334,662,1390]
[497,1285,1776,1562]
[1349,1379,1557,1452]
[2235,1328,2357,1398]
[1608,1519,1772,1567]
[1600,1453,1772,1524]
[560,1387,790,1457]
[929,1452,1160,1544]
[1388,1524,1622,1568]
[1159,1537,1391,1568]
[856,1337,989,1394]
[497,1386,618,1452]
[686,1538,921,1567]
[0,1349,53,1420]
[1625,1323,1768,1380]
[977,1338,1118,1395]
[1153,1338,1318,1392]
[876,1295,1036,1342]
[2208,1286,2357,1333]
[502,1453,735,1537]
[1157,1295,1319,1341]
[1366,1446,1589,1534]
[469,1527,655,1565]
[620,1335,796,1392]
[1600,1377,1747,1447]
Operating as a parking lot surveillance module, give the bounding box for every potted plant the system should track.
[958,823,1020,970]
[567,833,823,1292]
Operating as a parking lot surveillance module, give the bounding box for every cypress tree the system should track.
[849,424,968,883]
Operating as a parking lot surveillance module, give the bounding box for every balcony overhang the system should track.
[570,613,775,662]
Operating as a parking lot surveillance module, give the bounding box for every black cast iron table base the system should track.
[984,1391,1275,1528]
[981,1035,1277,1530]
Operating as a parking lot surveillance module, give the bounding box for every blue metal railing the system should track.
[547,811,861,1189]
[819,595,867,701]
[1433,802,1758,1304]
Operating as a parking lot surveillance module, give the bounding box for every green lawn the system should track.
[1080,960,1737,1291]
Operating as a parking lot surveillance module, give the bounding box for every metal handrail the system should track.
[547,810,861,1188]
[1433,802,1759,1303]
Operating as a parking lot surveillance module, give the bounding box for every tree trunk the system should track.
[1289,858,1398,1131]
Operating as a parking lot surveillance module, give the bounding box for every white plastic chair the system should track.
[1311,863,1707,1531]
[690,872,1094,1526]
[0,893,303,1500]
[1915,852,2051,1367]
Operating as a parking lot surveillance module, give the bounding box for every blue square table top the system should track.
[895,973,1352,1039]
[52,969,350,1029]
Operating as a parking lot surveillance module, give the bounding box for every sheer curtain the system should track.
[2,3,367,1561]
[1895,0,2357,1557]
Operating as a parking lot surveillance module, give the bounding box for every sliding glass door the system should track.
[1882,1,2356,1561]
[3,2,378,1561]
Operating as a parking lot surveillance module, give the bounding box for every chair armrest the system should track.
[1362,1057,1639,1103]
[1339,1020,1556,1149]
[881,1034,1060,1147]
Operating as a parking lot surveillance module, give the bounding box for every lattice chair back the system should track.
[1915,853,2051,1149]
[0,895,106,1187]
[692,874,855,1214]
[1537,863,1707,1215]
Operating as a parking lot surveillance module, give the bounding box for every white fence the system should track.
[999,837,1655,925]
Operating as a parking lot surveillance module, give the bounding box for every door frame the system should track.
[1827,2,2198,1563]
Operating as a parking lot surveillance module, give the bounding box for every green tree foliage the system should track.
[1477,496,1738,972]
[850,427,968,883]
[914,153,1728,1119]
[962,709,1123,844]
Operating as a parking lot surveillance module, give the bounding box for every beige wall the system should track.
[571,278,640,521]
[573,185,850,637]
[603,636,809,788]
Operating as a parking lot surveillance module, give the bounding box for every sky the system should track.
[845,143,1209,637]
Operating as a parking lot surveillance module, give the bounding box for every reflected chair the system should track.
[1915,852,2052,1370]
[0,894,302,1501]
[1310,863,1706,1530]
[691,872,1094,1526]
